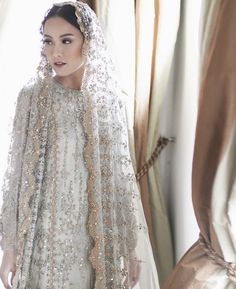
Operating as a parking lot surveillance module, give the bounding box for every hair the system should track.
[40,4,82,34]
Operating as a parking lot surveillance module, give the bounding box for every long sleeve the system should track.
[0,86,32,251]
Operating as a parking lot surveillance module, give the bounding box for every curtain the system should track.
[163,0,236,288]
[199,0,221,67]
[158,0,203,262]
[135,0,181,284]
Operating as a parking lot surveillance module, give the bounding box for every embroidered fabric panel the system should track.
[26,80,94,289]
[0,86,32,251]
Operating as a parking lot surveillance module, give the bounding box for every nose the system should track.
[53,44,63,59]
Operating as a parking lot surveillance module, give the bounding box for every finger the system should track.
[10,270,16,287]
[130,262,141,288]
[128,262,136,288]
[0,273,11,289]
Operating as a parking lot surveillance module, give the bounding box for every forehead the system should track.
[43,16,83,38]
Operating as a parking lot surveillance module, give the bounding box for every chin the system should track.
[54,72,69,78]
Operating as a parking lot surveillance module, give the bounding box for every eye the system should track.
[43,39,53,45]
[62,38,72,44]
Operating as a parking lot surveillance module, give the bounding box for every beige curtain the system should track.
[134,2,157,250]
[200,0,221,66]
[135,0,183,284]
[158,0,211,264]
[164,0,236,288]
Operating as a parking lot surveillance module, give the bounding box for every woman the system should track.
[0,1,159,288]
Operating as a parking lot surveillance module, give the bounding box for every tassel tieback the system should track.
[199,234,236,283]
[135,136,175,181]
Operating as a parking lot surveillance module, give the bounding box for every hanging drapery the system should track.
[199,0,221,67]
[158,0,205,264]
[134,0,157,274]
[164,0,236,288]
[134,0,183,284]
[144,0,181,283]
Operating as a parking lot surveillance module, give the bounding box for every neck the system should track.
[54,67,84,90]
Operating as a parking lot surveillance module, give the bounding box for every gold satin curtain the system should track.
[164,0,236,288]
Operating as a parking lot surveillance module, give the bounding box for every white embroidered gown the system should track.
[25,80,94,288]
[1,77,160,289]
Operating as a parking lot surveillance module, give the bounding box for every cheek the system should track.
[71,41,84,59]
[69,48,82,60]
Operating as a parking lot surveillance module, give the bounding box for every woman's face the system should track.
[43,16,84,79]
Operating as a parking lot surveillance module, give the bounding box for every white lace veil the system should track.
[0,1,160,288]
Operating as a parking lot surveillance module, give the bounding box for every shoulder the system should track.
[19,78,43,98]
[16,78,46,107]
[14,79,42,113]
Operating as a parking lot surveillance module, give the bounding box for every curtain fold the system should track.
[134,0,157,262]
[164,0,236,288]
[158,0,202,264]
[199,0,221,67]
[146,0,182,283]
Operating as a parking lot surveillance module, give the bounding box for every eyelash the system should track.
[62,38,72,44]
[43,39,72,45]
[43,39,52,45]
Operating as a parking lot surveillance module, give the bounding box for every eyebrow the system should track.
[43,33,75,38]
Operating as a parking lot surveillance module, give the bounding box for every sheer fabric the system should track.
[0,1,159,288]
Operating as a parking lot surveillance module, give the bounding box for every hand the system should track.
[0,250,17,289]
[129,257,141,288]
[124,251,141,288]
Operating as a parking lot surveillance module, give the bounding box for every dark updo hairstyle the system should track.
[40,4,82,34]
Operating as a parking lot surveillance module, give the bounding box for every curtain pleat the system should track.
[199,0,221,67]
[146,0,182,283]
[134,0,156,259]
[164,1,236,288]
[158,0,203,265]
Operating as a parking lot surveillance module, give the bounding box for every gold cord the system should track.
[199,234,236,283]
[135,136,175,181]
